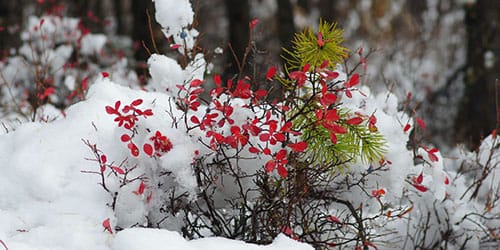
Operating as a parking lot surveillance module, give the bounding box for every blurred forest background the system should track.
[0,0,498,150]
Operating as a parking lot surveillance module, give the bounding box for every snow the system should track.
[0,78,312,250]
[147,53,185,93]
[153,0,193,38]
[113,229,313,250]
[153,0,198,51]
[80,34,107,55]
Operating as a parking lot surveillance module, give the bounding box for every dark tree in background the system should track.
[223,0,250,80]
[132,1,154,64]
[276,0,295,54]
[113,0,132,36]
[455,0,500,149]
[0,0,23,55]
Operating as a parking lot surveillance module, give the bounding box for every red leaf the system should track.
[266,66,277,80]
[317,31,324,47]
[190,115,200,124]
[357,47,363,56]
[303,64,310,72]
[321,93,337,106]
[143,109,153,116]
[259,133,271,142]
[122,105,132,113]
[133,181,146,195]
[413,184,427,192]
[143,143,154,157]
[170,44,182,49]
[101,72,109,78]
[131,99,143,106]
[345,74,359,88]
[289,71,307,87]
[265,160,276,172]
[347,117,363,125]
[428,147,439,153]
[276,149,287,160]
[100,164,106,173]
[190,79,203,87]
[403,123,411,133]
[327,215,341,224]
[249,18,259,29]
[176,84,187,91]
[281,226,293,236]
[320,60,329,69]
[345,89,352,98]
[114,101,121,110]
[324,109,340,121]
[105,106,115,114]
[128,143,139,157]
[112,166,125,174]
[416,172,424,184]
[100,154,107,164]
[120,134,131,142]
[428,151,439,162]
[288,141,307,152]
[81,77,89,90]
[213,132,224,143]
[274,133,286,142]
[277,165,288,178]
[332,124,347,134]
[39,18,45,27]
[444,175,450,185]
[230,125,241,135]
[102,218,113,234]
[325,70,339,79]
[249,147,260,154]
[263,147,271,155]
[416,118,426,130]
[329,132,338,144]
[214,74,222,86]
[372,189,386,197]
[254,89,267,98]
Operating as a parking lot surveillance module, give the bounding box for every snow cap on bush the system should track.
[153,0,194,38]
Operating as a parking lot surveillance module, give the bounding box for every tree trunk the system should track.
[455,0,500,149]
[114,0,133,36]
[132,1,154,61]
[0,0,23,54]
[276,0,295,54]
[223,0,250,80]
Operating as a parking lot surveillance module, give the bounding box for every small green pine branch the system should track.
[293,108,387,170]
[338,119,388,164]
[283,19,349,71]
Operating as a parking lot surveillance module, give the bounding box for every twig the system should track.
[146,9,159,54]
[0,240,8,250]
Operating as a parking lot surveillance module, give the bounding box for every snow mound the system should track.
[113,228,314,250]
[0,78,311,249]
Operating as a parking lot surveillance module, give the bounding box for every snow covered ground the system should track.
[0,79,313,250]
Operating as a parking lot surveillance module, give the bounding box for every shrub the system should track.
[5,1,497,249]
